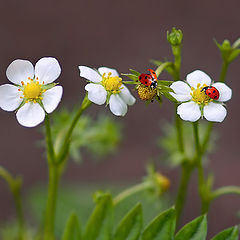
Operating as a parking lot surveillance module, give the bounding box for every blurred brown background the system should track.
[0,0,239,238]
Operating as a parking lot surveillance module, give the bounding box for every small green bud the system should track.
[167,27,183,46]
[215,38,240,63]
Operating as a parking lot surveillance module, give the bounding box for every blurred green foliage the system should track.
[158,121,216,167]
[44,107,122,163]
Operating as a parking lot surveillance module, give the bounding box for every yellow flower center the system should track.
[19,77,46,103]
[137,84,157,101]
[190,83,212,105]
[102,72,123,94]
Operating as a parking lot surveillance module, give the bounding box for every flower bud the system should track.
[167,27,183,46]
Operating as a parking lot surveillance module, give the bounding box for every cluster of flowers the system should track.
[0,57,232,127]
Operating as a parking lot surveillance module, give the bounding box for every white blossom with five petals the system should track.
[170,70,232,122]
[79,66,136,116]
[0,57,63,127]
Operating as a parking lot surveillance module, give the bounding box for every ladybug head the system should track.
[150,81,157,89]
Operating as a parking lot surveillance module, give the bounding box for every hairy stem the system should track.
[175,164,193,225]
[219,61,229,82]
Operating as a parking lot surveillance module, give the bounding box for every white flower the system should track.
[78,66,136,116]
[170,70,232,122]
[0,57,63,127]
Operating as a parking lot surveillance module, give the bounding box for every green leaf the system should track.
[61,212,81,240]
[211,226,239,240]
[142,207,176,240]
[83,193,113,240]
[175,215,207,240]
[114,203,142,240]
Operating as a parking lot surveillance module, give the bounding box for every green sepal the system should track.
[113,203,142,240]
[83,193,113,240]
[42,82,57,90]
[61,212,81,240]
[158,80,173,86]
[175,215,207,240]
[142,207,176,240]
[211,226,239,240]
[161,91,178,103]
[129,69,140,76]
[122,74,139,82]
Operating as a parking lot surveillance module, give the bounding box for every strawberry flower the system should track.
[170,70,232,122]
[0,57,63,127]
[79,66,136,116]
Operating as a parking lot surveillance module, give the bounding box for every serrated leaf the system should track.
[175,215,207,240]
[211,226,239,240]
[129,69,140,76]
[61,213,81,240]
[142,207,176,240]
[114,203,142,240]
[83,194,113,240]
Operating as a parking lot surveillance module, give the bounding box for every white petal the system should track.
[42,86,63,113]
[78,66,102,83]
[203,102,227,122]
[16,102,45,127]
[98,67,119,77]
[177,102,201,122]
[169,81,192,102]
[212,82,232,102]
[119,85,136,106]
[85,83,107,105]
[0,84,23,111]
[109,94,127,116]
[35,57,61,84]
[186,70,212,88]
[6,59,34,85]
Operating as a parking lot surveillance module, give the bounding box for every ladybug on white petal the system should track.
[201,86,219,100]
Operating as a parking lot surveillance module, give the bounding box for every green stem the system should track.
[219,61,229,82]
[45,114,55,164]
[193,122,207,214]
[212,186,240,199]
[172,45,181,80]
[43,164,59,240]
[113,181,153,206]
[0,167,25,240]
[201,122,213,155]
[57,94,92,164]
[43,95,92,240]
[175,112,184,153]
[175,164,193,225]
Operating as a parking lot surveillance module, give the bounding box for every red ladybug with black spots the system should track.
[201,86,219,100]
[138,69,157,89]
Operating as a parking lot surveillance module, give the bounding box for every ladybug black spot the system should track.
[213,90,216,93]
[145,76,148,79]
[145,81,147,84]
[152,71,155,74]
[214,96,217,99]
[139,76,142,80]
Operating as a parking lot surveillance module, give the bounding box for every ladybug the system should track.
[138,69,157,89]
[201,86,219,100]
